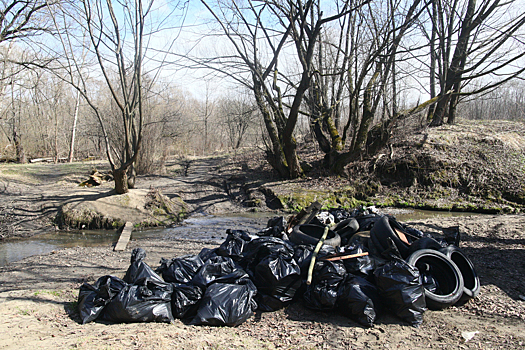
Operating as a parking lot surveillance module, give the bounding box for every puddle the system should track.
[0,230,120,267]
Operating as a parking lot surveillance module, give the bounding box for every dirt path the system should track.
[140,157,245,215]
[1,156,525,349]
[0,156,258,237]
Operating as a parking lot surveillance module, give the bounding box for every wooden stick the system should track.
[321,252,369,262]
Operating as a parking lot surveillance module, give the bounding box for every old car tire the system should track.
[406,249,464,310]
[406,237,443,256]
[290,224,341,247]
[334,218,359,238]
[439,245,480,306]
[370,216,411,258]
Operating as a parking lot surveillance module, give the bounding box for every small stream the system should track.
[0,209,477,267]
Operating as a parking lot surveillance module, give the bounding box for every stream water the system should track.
[0,209,477,267]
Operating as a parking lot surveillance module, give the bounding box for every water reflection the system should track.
[145,212,276,244]
[0,230,120,267]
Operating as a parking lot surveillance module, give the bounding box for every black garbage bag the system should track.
[198,247,219,263]
[78,275,127,324]
[443,226,461,246]
[267,216,287,231]
[303,260,346,311]
[190,279,258,327]
[226,229,258,242]
[191,256,249,290]
[253,254,302,311]
[258,216,287,239]
[374,259,426,327]
[156,254,203,284]
[329,208,351,223]
[217,231,249,261]
[171,283,204,319]
[354,213,382,232]
[241,237,295,272]
[337,275,381,327]
[102,277,174,323]
[293,244,337,278]
[123,248,164,284]
[338,243,376,278]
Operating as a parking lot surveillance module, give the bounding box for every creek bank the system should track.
[56,187,188,230]
[243,120,525,215]
[1,119,524,236]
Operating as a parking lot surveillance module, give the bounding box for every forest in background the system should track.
[0,0,524,192]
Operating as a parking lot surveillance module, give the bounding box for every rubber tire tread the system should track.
[370,216,411,258]
[290,224,341,247]
[439,245,480,306]
[406,237,443,256]
[406,249,464,310]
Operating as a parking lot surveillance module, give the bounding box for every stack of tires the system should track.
[289,214,480,311]
[369,216,480,309]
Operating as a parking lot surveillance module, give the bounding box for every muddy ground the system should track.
[0,119,524,349]
[0,214,524,349]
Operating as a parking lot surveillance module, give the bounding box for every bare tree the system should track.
[0,0,56,163]
[45,0,188,193]
[425,0,525,126]
[217,90,258,150]
[299,0,429,172]
[0,0,52,43]
[194,0,364,179]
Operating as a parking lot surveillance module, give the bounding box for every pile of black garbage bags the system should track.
[78,206,479,328]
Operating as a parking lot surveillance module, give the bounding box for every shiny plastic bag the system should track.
[253,254,302,311]
[102,277,174,323]
[303,260,346,311]
[217,230,249,260]
[337,275,380,327]
[171,283,203,319]
[374,259,426,327]
[156,254,203,284]
[191,256,249,289]
[123,248,163,284]
[190,279,257,326]
[77,275,127,324]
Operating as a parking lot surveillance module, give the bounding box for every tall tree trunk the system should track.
[68,89,81,163]
[352,70,379,153]
[427,0,438,122]
[54,109,59,163]
[11,83,26,164]
[431,0,476,126]
[447,83,460,124]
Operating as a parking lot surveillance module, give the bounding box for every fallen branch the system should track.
[306,225,330,285]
